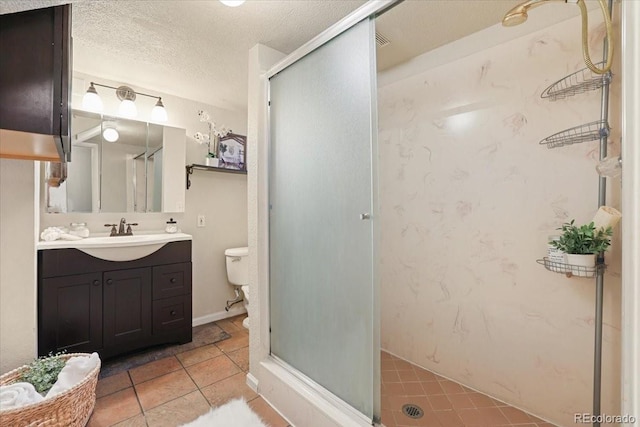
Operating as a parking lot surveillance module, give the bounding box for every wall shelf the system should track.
[541,64,612,101]
[185,164,247,189]
[536,257,606,278]
[539,120,610,149]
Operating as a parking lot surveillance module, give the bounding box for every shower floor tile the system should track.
[380,351,557,427]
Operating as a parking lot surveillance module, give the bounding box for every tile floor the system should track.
[88,314,291,427]
[89,317,558,427]
[381,351,557,427]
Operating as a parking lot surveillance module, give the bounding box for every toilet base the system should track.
[242,316,249,329]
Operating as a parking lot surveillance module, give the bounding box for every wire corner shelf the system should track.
[539,120,610,149]
[537,257,606,279]
[541,64,612,101]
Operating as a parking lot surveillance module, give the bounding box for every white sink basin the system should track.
[37,232,192,261]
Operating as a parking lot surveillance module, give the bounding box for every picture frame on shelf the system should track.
[217,133,247,171]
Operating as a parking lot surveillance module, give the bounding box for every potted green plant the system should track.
[549,220,613,277]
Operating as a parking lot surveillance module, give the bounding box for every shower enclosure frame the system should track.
[262,1,400,425]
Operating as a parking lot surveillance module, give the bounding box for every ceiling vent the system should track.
[375,31,391,47]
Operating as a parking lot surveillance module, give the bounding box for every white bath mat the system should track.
[181,398,267,427]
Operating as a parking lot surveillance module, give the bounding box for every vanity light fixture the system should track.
[219,0,246,7]
[151,98,168,122]
[81,83,104,112]
[116,86,138,118]
[81,82,168,122]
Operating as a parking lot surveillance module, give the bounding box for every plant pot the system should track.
[565,253,596,277]
[205,157,220,167]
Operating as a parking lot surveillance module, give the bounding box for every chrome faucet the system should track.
[105,218,138,236]
[118,218,127,235]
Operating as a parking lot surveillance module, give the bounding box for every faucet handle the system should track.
[104,224,117,236]
[125,223,138,235]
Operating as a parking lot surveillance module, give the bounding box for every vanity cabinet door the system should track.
[103,268,152,350]
[39,272,102,356]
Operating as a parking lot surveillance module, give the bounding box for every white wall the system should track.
[0,159,37,373]
[378,12,621,426]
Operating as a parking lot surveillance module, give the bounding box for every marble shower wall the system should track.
[378,12,621,427]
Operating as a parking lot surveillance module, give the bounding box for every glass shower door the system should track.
[269,18,379,421]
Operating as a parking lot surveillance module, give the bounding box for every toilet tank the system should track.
[225,247,248,286]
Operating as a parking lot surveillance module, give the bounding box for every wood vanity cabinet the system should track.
[0,4,72,162]
[38,241,192,359]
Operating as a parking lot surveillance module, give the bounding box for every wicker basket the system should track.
[0,353,101,427]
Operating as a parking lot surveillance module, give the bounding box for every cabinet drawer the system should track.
[152,262,191,300]
[153,295,191,334]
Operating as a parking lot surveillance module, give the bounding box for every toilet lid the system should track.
[225,247,248,257]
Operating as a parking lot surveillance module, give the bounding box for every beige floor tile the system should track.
[176,344,223,367]
[230,314,248,329]
[398,369,420,383]
[476,406,510,425]
[422,381,444,395]
[448,393,475,410]
[135,369,197,411]
[145,390,211,427]
[227,346,250,371]
[185,354,241,388]
[469,392,497,408]
[248,396,289,427]
[433,409,465,427]
[113,413,147,427]
[96,371,132,398]
[215,331,249,353]
[215,318,243,334]
[403,382,425,396]
[87,387,141,427]
[500,405,533,423]
[438,379,465,394]
[129,356,182,385]
[200,372,258,407]
[427,394,452,411]
[383,370,401,383]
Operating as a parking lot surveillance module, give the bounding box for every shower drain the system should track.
[401,404,424,419]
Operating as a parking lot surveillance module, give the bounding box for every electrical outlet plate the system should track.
[197,215,206,227]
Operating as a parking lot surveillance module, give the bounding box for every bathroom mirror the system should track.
[46,110,186,213]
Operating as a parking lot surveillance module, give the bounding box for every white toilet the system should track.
[224,247,250,329]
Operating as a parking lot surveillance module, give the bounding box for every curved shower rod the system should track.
[502,0,614,74]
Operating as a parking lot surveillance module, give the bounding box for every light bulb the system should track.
[151,98,168,122]
[102,127,119,142]
[82,84,103,112]
[220,0,245,7]
[118,99,138,118]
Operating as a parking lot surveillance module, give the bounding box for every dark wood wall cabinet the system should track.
[38,241,192,359]
[0,4,72,162]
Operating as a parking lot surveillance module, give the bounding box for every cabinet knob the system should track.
[106,279,113,285]
[92,280,100,286]
[170,278,177,284]
[170,310,177,316]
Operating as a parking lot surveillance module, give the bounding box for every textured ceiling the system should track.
[1,0,366,112]
[2,0,587,113]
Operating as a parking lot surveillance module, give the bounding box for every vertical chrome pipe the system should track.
[593,1,613,426]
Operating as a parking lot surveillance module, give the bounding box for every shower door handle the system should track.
[360,213,371,220]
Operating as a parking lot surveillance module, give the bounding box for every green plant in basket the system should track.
[550,220,613,254]
[18,352,66,394]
